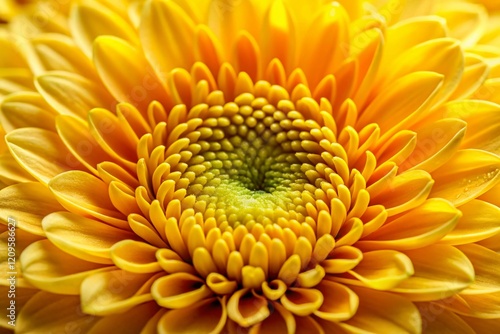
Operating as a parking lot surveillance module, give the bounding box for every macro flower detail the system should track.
[1,0,500,333]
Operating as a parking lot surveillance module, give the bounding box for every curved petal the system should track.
[434,291,500,319]
[332,250,414,290]
[340,286,421,334]
[357,199,460,251]
[110,240,161,274]
[69,0,139,57]
[20,239,112,295]
[152,272,212,309]
[456,244,500,295]
[370,170,434,216]
[42,212,136,264]
[0,92,57,132]
[393,245,474,301]
[87,302,159,334]
[81,270,157,316]
[17,292,98,333]
[460,316,500,334]
[158,297,227,334]
[6,128,85,185]
[401,118,467,173]
[48,170,128,229]
[415,302,475,334]
[35,71,113,118]
[0,151,36,185]
[227,289,270,328]
[56,115,114,176]
[93,36,170,111]
[314,280,358,322]
[280,287,324,316]
[440,199,500,245]
[251,301,296,334]
[430,149,500,206]
[0,182,64,236]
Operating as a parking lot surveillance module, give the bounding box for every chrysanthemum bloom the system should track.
[1,0,500,333]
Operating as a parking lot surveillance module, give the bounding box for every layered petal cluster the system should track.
[1,0,500,333]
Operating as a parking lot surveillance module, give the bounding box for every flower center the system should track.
[187,93,312,227]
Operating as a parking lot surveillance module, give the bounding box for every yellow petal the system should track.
[69,0,139,57]
[298,2,348,83]
[449,54,489,100]
[440,199,500,245]
[56,114,114,176]
[401,118,467,173]
[376,38,463,106]
[280,287,323,317]
[334,250,414,290]
[152,272,212,309]
[140,0,195,77]
[250,301,296,334]
[35,71,113,118]
[48,170,128,229]
[158,297,227,334]
[357,199,460,251]
[20,239,111,295]
[322,245,363,274]
[110,240,161,274]
[393,244,474,301]
[370,170,434,216]
[415,303,475,334]
[442,100,500,156]
[460,316,500,334]
[456,244,500,295]
[314,280,358,322]
[340,286,421,334]
[430,149,500,206]
[93,36,170,112]
[0,286,37,329]
[0,92,56,132]
[435,3,487,48]
[17,292,98,333]
[0,151,36,185]
[81,270,156,316]
[88,302,159,334]
[434,291,500,319]
[23,33,97,77]
[227,289,270,327]
[0,182,63,236]
[357,71,443,135]
[6,127,85,184]
[42,211,136,264]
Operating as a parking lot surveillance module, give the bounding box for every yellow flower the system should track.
[1,0,500,333]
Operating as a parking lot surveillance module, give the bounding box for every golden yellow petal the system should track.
[314,280,359,322]
[152,272,212,309]
[321,245,363,274]
[280,287,323,316]
[93,35,170,111]
[42,211,136,264]
[0,92,57,132]
[17,292,98,333]
[0,182,63,236]
[250,301,296,334]
[48,170,128,228]
[415,303,475,334]
[81,269,158,316]
[87,302,159,334]
[334,250,414,291]
[430,149,500,206]
[69,0,139,57]
[340,286,421,334]
[393,244,474,301]
[20,239,111,295]
[227,289,270,328]
[357,199,460,251]
[158,297,226,334]
[6,127,85,184]
[371,170,434,216]
[456,244,500,295]
[35,71,113,118]
[110,240,161,274]
[401,118,467,173]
